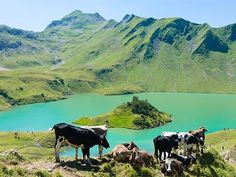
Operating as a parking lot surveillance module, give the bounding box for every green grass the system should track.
[206,130,236,169]
[0,163,63,177]
[206,130,236,152]
[0,131,63,177]
[74,104,139,129]
[0,131,55,161]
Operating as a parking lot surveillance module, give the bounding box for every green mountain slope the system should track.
[1,10,236,110]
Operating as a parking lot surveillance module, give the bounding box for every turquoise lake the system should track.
[0,92,235,157]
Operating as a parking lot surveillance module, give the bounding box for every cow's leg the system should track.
[196,143,200,152]
[86,148,92,166]
[154,148,158,160]
[201,145,204,154]
[75,147,79,160]
[98,145,103,159]
[81,148,86,162]
[163,151,167,160]
[189,147,193,156]
[55,136,64,162]
[159,150,162,161]
[183,145,187,156]
[54,138,59,162]
[167,150,171,158]
[54,135,59,148]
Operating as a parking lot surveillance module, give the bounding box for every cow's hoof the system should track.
[81,163,87,167]
[86,161,92,166]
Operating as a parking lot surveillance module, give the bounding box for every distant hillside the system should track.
[1,10,236,111]
[73,96,172,129]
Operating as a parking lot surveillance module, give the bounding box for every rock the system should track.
[48,168,53,172]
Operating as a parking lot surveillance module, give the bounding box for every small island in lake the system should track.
[73,96,172,129]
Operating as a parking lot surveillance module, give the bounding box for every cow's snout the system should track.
[166,166,172,173]
[101,137,110,148]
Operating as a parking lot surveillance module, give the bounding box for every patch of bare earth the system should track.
[8,161,81,177]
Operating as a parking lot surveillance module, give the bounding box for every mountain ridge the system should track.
[1,10,236,111]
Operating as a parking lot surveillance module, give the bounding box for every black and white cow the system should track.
[81,125,108,159]
[161,131,203,155]
[161,158,183,175]
[153,135,178,160]
[52,123,110,165]
[171,153,196,167]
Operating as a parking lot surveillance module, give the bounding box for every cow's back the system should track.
[81,125,107,136]
[54,123,100,147]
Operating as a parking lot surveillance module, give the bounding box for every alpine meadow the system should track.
[1,10,236,111]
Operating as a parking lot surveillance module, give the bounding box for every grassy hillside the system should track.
[1,10,236,111]
[0,130,235,177]
[206,130,236,169]
[73,96,172,129]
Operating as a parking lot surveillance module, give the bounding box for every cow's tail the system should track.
[153,138,158,160]
[51,125,55,131]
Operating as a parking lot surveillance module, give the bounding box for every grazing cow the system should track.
[171,153,196,167]
[153,135,178,160]
[189,127,208,153]
[161,158,183,176]
[81,125,108,158]
[52,123,110,165]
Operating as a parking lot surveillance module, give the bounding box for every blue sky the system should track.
[0,0,235,31]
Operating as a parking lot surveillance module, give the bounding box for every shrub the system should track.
[140,167,154,177]
[35,170,51,177]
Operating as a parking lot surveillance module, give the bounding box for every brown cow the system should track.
[135,150,154,167]
[189,127,208,153]
[111,144,133,162]
[111,142,140,164]
[123,141,139,150]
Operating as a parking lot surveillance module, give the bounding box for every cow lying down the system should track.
[52,123,110,165]
[111,142,154,167]
[161,153,196,176]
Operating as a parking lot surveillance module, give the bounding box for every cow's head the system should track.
[199,127,208,133]
[100,135,110,148]
[129,147,140,162]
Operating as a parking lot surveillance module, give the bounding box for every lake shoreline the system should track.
[1,89,236,113]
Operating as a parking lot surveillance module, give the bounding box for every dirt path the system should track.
[8,161,82,177]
